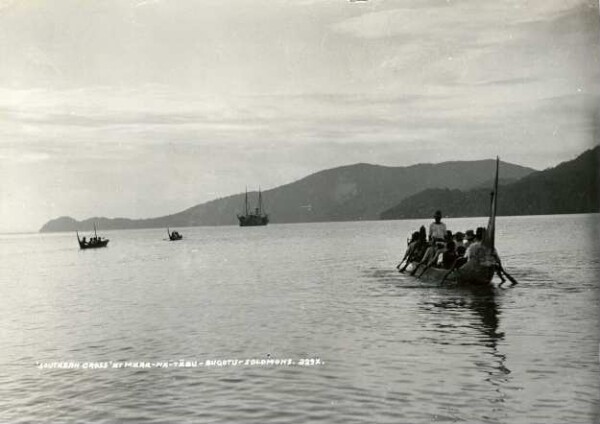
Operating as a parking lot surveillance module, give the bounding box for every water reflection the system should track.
[422,286,511,402]
[368,267,511,384]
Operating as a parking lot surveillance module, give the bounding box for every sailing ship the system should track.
[237,188,269,227]
[76,223,109,249]
[403,157,510,287]
[167,228,183,241]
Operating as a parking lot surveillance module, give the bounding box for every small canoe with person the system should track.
[167,228,183,241]
[396,157,517,288]
[77,223,109,249]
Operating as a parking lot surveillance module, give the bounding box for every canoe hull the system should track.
[406,260,494,287]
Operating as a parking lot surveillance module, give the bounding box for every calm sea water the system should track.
[1,214,598,423]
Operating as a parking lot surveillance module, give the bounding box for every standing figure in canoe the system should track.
[429,210,447,241]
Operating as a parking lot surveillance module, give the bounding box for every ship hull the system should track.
[238,215,269,226]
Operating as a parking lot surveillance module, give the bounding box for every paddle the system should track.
[498,267,518,286]
[494,252,518,287]
[409,262,423,276]
[416,244,444,278]
[411,253,433,276]
[416,258,437,279]
[409,244,433,276]
[396,247,414,272]
[398,260,411,273]
[396,258,406,272]
[440,263,458,286]
[400,244,422,273]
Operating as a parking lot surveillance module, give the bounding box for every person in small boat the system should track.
[466,227,500,268]
[454,232,465,248]
[466,227,516,284]
[397,231,420,270]
[429,210,446,241]
[465,228,483,258]
[410,240,434,275]
[407,231,420,248]
[415,226,428,261]
[455,245,467,267]
[442,231,486,278]
[427,241,446,268]
[413,240,446,277]
[404,227,429,267]
[439,244,468,283]
[464,229,476,248]
[399,229,430,272]
[440,241,457,269]
[418,225,427,243]
[81,236,87,246]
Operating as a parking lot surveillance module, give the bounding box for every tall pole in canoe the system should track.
[94,222,98,239]
[485,157,500,250]
[485,157,519,286]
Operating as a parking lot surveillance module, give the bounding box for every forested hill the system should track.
[39,159,534,232]
[380,146,599,219]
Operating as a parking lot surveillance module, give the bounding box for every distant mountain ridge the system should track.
[39,159,535,232]
[380,146,599,219]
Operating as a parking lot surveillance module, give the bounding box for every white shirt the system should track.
[429,222,447,240]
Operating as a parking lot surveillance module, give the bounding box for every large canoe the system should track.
[404,157,501,287]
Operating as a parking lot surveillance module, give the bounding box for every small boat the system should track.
[404,157,504,287]
[167,228,183,241]
[237,187,269,227]
[77,223,109,249]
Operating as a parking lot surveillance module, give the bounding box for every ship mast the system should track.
[245,187,249,216]
[258,187,262,215]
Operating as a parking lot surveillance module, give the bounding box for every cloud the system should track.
[0,0,598,231]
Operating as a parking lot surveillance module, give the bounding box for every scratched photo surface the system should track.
[0,1,599,423]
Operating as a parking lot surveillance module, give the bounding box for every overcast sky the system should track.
[1,0,599,232]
